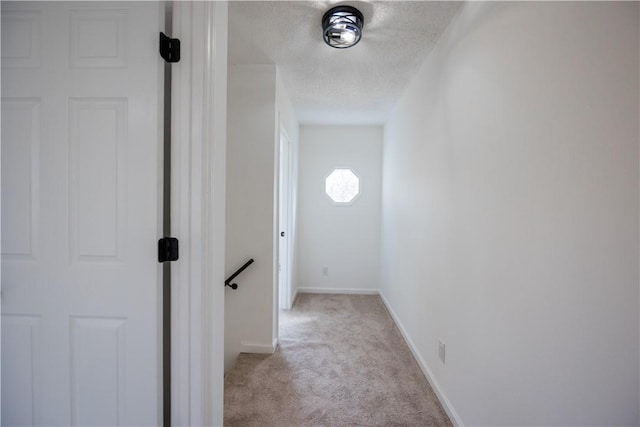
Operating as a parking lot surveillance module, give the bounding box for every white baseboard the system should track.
[297,287,380,295]
[291,287,299,306]
[239,340,277,354]
[379,291,464,427]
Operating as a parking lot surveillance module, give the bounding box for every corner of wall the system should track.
[378,291,464,426]
[225,63,279,374]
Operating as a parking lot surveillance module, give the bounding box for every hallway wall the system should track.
[380,2,639,425]
[297,126,382,294]
[225,64,299,373]
[225,65,277,372]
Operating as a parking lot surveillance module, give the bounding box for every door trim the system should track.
[278,126,294,310]
[170,2,227,426]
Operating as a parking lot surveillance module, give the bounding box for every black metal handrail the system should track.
[225,258,254,289]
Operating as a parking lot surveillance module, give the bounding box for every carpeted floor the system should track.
[224,293,452,426]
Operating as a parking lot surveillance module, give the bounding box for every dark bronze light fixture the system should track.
[322,5,364,49]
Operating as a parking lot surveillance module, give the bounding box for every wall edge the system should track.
[379,291,464,427]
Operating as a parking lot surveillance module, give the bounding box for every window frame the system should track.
[324,167,361,206]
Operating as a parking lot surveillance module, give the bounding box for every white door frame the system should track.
[170,2,227,426]
[278,126,294,310]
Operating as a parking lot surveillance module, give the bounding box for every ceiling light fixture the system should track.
[322,5,364,49]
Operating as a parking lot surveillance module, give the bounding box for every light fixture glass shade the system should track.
[322,6,364,49]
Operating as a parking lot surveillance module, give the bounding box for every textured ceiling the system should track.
[228,1,463,125]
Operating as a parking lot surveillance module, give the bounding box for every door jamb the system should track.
[278,126,293,310]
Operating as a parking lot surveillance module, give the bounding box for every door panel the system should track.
[68,97,126,263]
[1,2,162,425]
[1,315,41,426]
[1,99,40,261]
[70,316,126,426]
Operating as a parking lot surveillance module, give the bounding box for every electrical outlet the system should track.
[322,266,329,276]
[438,340,445,364]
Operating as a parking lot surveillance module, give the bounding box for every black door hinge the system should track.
[158,237,179,262]
[160,32,180,63]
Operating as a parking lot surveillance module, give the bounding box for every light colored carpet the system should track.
[224,293,452,426]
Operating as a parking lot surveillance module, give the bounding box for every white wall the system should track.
[225,65,299,372]
[380,2,639,426]
[225,64,277,372]
[298,126,382,293]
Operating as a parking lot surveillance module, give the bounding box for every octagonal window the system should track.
[325,168,360,204]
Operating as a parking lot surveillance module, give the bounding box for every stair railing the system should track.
[224,258,255,289]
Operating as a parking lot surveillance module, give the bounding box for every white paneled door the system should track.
[1,2,163,426]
